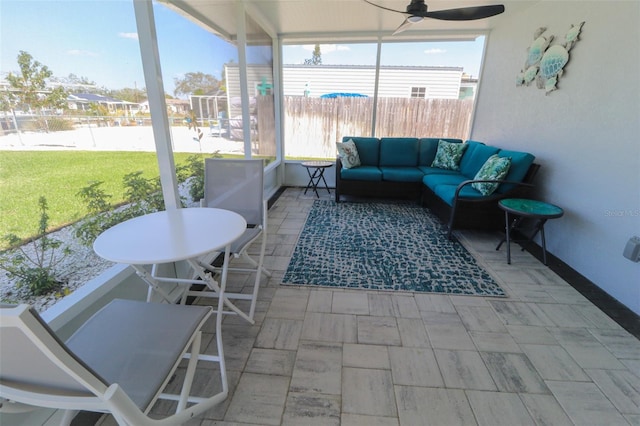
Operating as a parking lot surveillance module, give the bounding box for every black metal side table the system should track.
[496,198,564,265]
[302,161,333,198]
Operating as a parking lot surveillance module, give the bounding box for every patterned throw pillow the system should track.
[431,140,468,170]
[472,154,512,196]
[336,139,361,169]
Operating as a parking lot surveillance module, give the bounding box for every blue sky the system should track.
[1,0,484,96]
[0,0,237,95]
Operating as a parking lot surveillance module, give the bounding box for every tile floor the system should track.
[105,187,640,426]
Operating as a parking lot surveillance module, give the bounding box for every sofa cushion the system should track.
[495,150,535,193]
[341,165,382,181]
[418,138,462,166]
[379,138,419,167]
[433,183,488,206]
[472,154,512,196]
[422,173,467,190]
[431,140,468,170]
[343,137,380,166]
[459,142,501,179]
[336,139,361,169]
[418,166,462,176]
[380,166,423,182]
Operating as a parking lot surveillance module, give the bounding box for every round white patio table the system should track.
[93,207,253,322]
[93,207,246,265]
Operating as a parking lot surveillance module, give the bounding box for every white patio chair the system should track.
[195,158,271,322]
[0,299,228,426]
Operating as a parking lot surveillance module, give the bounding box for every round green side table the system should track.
[496,198,564,265]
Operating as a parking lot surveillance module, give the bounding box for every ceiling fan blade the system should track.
[363,0,406,14]
[423,5,505,21]
[392,17,420,35]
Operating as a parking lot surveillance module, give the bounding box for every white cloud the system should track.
[67,49,98,57]
[424,48,446,54]
[118,32,139,40]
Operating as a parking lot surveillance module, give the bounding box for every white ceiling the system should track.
[162,0,539,43]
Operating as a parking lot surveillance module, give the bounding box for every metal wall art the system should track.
[516,21,585,95]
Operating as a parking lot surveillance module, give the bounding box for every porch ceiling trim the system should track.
[160,0,540,43]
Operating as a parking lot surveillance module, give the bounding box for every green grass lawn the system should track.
[0,151,196,250]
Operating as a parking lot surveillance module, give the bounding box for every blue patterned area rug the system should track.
[282,200,505,297]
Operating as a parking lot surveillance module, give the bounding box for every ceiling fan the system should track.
[364,0,505,35]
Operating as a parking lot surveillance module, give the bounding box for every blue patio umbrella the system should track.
[319,93,368,98]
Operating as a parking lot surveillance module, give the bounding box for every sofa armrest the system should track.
[453,179,535,202]
[443,179,535,240]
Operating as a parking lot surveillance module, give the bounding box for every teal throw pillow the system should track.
[431,140,468,171]
[336,139,361,169]
[472,154,512,195]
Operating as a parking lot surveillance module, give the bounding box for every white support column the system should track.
[133,0,181,210]
[236,2,252,158]
[273,37,283,165]
[371,38,382,138]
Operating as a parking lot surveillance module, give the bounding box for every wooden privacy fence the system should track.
[280,96,474,159]
[256,95,276,156]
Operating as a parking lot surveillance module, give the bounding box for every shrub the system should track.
[74,154,222,247]
[176,152,222,202]
[122,171,164,217]
[0,197,71,296]
[74,181,117,246]
[75,172,162,246]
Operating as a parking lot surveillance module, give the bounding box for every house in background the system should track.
[67,93,137,115]
[225,63,465,105]
[138,98,190,115]
[282,64,464,99]
[223,62,468,142]
[224,63,271,118]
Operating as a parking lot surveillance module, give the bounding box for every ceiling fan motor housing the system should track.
[407,0,428,15]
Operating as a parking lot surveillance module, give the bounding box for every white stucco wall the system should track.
[472,1,640,314]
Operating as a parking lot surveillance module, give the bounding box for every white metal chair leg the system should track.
[177,332,202,412]
[239,251,272,277]
[186,256,255,324]
[248,233,268,319]
[60,409,78,426]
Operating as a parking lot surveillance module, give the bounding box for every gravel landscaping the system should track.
[0,181,199,312]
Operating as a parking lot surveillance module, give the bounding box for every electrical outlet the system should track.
[623,236,640,262]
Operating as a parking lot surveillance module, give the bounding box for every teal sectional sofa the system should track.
[335,136,540,237]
